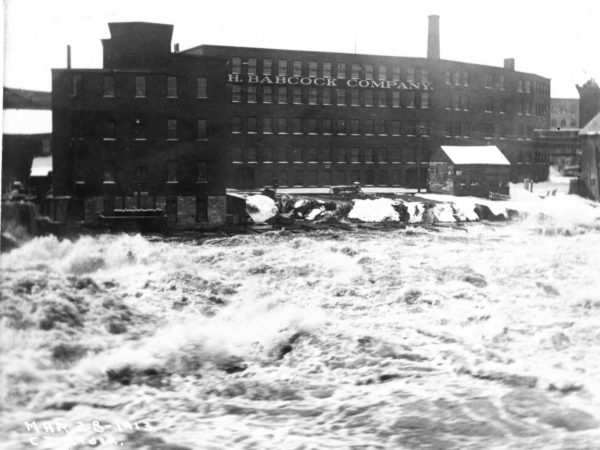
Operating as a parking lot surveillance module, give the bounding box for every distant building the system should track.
[428,145,510,197]
[577,79,600,130]
[533,128,578,174]
[579,111,600,201]
[550,98,578,129]
[2,89,52,196]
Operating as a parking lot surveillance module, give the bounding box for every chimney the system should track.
[174,43,179,53]
[67,45,71,69]
[427,15,440,60]
[504,58,515,70]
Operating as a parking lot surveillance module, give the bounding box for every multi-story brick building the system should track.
[51,17,551,227]
[550,98,579,129]
[51,22,229,227]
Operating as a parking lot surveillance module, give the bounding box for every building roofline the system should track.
[183,44,551,80]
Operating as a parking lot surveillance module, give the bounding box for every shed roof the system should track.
[579,111,600,136]
[30,156,52,177]
[439,145,510,166]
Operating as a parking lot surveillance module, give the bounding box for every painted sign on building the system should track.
[227,74,432,90]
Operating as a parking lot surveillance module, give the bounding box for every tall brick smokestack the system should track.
[427,15,440,60]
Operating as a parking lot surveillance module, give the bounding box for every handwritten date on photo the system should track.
[25,420,152,447]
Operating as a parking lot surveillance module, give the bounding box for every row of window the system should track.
[231,147,422,164]
[231,57,429,83]
[101,162,208,184]
[231,85,429,108]
[78,118,210,140]
[71,74,208,99]
[231,117,431,136]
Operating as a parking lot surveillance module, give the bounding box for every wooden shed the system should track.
[428,146,511,198]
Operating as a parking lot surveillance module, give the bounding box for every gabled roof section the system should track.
[440,145,510,165]
[579,111,600,136]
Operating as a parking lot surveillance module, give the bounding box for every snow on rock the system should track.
[306,208,325,221]
[348,198,400,222]
[432,203,457,223]
[246,195,278,223]
[404,202,425,223]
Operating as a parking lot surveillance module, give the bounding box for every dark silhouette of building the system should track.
[579,111,600,200]
[51,22,230,227]
[577,79,600,129]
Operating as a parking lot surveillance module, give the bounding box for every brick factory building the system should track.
[51,16,551,227]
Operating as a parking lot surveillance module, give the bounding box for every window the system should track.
[292,118,302,134]
[232,116,242,133]
[463,71,469,86]
[364,148,374,163]
[379,65,387,81]
[263,85,272,103]
[351,89,359,106]
[247,147,257,162]
[309,88,318,105]
[293,61,302,76]
[248,58,257,75]
[321,147,333,162]
[336,148,347,163]
[322,89,331,105]
[462,94,470,110]
[351,64,360,79]
[421,69,429,83]
[277,117,288,134]
[378,91,387,107]
[350,148,360,163]
[136,167,147,184]
[167,76,177,97]
[446,95,453,110]
[392,91,400,107]
[247,85,257,103]
[232,85,242,102]
[453,71,460,86]
[278,60,287,76]
[232,147,242,161]
[405,91,415,108]
[167,119,177,139]
[525,80,532,93]
[322,118,332,134]
[336,119,346,134]
[392,66,401,82]
[323,62,332,78]
[391,120,401,135]
[134,117,145,139]
[263,117,273,133]
[376,119,386,135]
[364,119,374,135]
[445,70,451,84]
[407,67,415,83]
[105,119,115,139]
[407,120,416,136]
[351,119,360,135]
[365,64,373,80]
[500,98,506,113]
[292,147,302,162]
[263,59,272,75]
[309,61,318,77]
[454,123,461,137]
[500,125,507,138]
[167,161,177,182]
[518,79,523,92]
[337,63,346,79]
[72,74,82,96]
[483,123,494,138]
[463,123,471,137]
[232,57,242,74]
[197,77,207,98]
[197,119,207,139]
[135,76,146,97]
[453,93,460,110]
[498,75,505,90]
[445,122,453,137]
[305,147,317,162]
[262,147,273,162]
[293,87,302,104]
[308,118,317,134]
[485,97,494,112]
[337,88,346,106]
[485,74,493,88]
[420,92,429,108]
[104,76,114,96]
[377,148,388,163]
[247,117,258,134]
[364,90,373,106]
[277,87,287,104]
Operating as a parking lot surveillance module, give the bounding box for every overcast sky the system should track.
[2,0,599,98]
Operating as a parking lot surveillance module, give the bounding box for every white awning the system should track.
[440,145,511,165]
[30,156,52,177]
[3,109,52,134]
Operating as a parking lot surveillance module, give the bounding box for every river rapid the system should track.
[1,219,600,449]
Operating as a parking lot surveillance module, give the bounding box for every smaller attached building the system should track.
[428,145,511,197]
[579,111,600,201]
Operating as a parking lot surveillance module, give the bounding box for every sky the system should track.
[2,0,600,98]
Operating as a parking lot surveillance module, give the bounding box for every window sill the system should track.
[232,131,242,134]
[166,138,178,141]
[167,96,178,99]
[167,180,179,184]
[263,132,273,135]
[278,161,288,164]
[103,95,115,98]
[197,96,208,100]
[248,132,257,134]
[103,138,116,141]
[263,161,274,164]
[135,96,146,99]
[134,138,147,141]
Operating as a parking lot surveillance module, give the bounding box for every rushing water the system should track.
[1,218,600,449]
